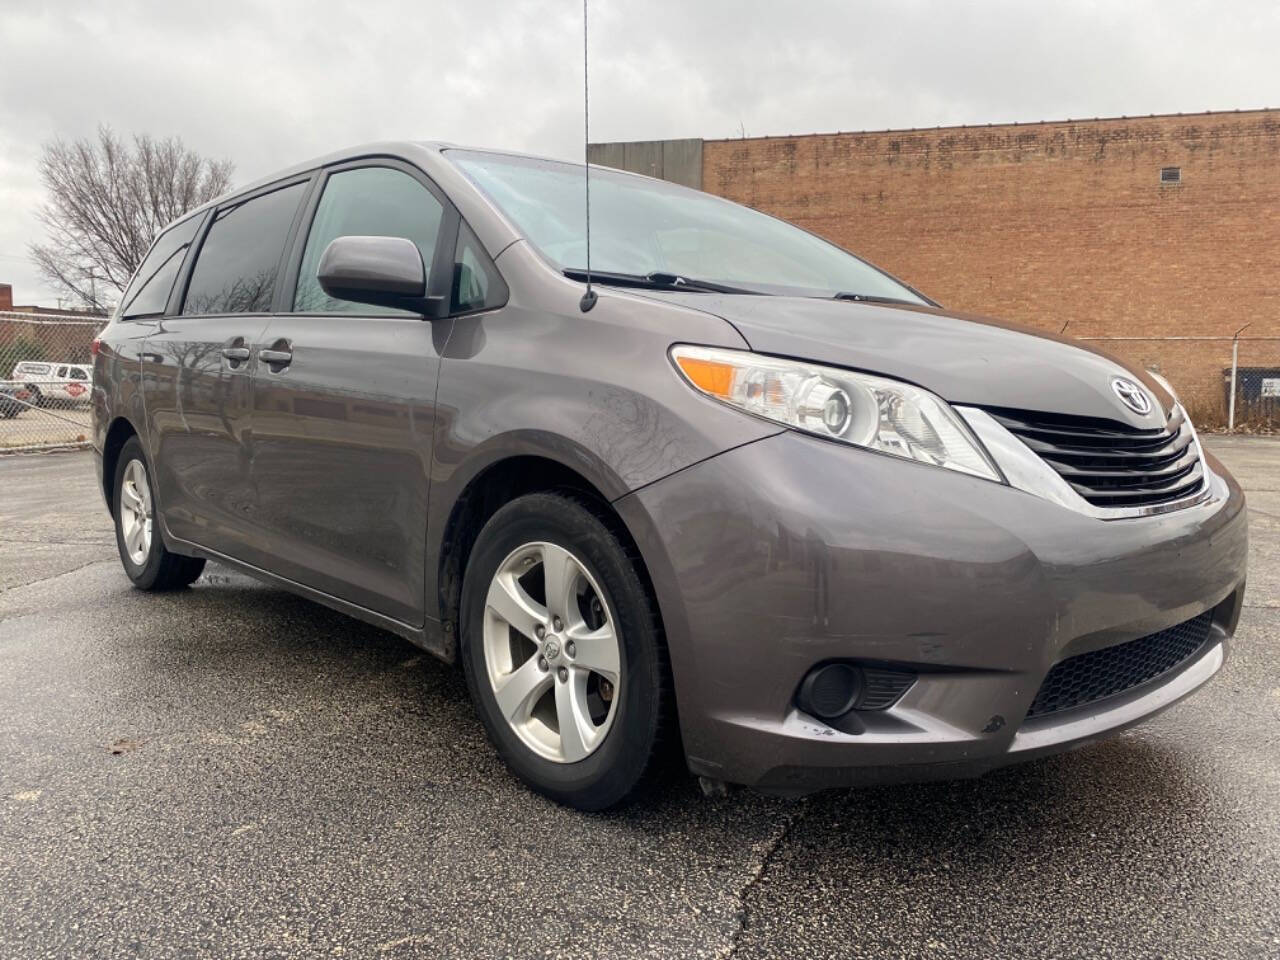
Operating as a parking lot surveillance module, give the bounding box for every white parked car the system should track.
[9,361,93,407]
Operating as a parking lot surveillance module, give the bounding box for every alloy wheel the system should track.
[119,459,153,566]
[482,541,622,763]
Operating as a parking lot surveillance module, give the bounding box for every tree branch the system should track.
[27,126,234,311]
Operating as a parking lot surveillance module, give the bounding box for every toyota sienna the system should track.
[91,142,1248,809]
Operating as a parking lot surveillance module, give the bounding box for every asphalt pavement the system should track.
[1,439,1278,959]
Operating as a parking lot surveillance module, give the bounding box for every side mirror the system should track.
[316,235,444,317]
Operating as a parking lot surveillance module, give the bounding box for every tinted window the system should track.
[69,368,88,380]
[120,215,203,319]
[183,182,306,315]
[17,363,50,375]
[451,223,507,314]
[294,167,444,315]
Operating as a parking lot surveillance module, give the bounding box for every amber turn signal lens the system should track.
[674,355,735,398]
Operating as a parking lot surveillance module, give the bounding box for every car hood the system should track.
[638,291,1175,426]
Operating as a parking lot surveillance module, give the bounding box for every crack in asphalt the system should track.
[720,799,808,959]
[0,557,114,599]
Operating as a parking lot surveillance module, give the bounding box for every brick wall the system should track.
[700,110,1280,423]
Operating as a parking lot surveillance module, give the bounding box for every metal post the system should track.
[1229,339,1239,432]
[1228,323,1251,433]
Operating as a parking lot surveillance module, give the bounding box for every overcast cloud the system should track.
[1,0,1277,304]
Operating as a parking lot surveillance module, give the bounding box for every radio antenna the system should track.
[579,0,597,312]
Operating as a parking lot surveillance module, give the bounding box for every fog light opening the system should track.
[797,663,863,720]
[796,662,918,724]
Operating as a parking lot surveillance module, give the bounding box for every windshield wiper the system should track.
[831,292,920,306]
[562,268,763,296]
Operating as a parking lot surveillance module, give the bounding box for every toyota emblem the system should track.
[1111,377,1153,415]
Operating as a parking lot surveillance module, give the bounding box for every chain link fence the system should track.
[1,311,104,453]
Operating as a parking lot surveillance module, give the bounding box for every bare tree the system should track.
[29,126,234,312]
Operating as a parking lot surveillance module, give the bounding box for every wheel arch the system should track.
[434,451,663,661]
[101,416,142,517]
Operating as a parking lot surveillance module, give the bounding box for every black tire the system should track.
[460,492,670,811]
[112,436,206,591]
[26,385,42,407]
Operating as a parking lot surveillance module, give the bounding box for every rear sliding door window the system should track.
[293,166,444,316]
[119,214,203,319]
[182,182,306,315]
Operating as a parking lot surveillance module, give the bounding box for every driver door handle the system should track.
[221,346,250,361]
[259,348,292,365]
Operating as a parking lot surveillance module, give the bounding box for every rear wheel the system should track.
[460,492,669,810]
[112,437,205,590]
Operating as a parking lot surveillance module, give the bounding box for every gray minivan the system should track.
[92,142,1247,809]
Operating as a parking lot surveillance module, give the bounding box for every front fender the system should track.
[422,244,775,624]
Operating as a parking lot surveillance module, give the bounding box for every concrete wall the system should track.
[587,138,703,189]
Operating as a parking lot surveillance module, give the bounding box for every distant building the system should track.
[0,282,107,318]
[590,109,1280,422]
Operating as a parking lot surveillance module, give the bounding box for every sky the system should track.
[0,0,1277,305]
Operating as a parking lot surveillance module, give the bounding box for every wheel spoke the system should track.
[540,543,579,623]
[566,622,620,681]
[554,670,596,762]
[126,523,144,556]
[486,572,546,641]
[494,655,552,723]
[121,482,143,515]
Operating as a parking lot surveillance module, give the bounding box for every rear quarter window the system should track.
[120,214,204,319]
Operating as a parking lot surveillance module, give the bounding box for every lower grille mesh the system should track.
[1027,612,1214,718]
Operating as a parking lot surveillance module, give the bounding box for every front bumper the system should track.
[615,431,1248,792]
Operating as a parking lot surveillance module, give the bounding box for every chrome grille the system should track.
[985,404,1204,509]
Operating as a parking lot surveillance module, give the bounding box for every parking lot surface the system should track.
[2,439,1278,959]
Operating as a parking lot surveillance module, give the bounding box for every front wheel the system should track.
[460,492,670,810]
[112,436,206,590]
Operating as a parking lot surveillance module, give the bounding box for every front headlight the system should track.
[671,344,1002,482]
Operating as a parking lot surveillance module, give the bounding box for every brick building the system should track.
[1,284,105,378]
[591,109,1280,424]
[0,282,105,317]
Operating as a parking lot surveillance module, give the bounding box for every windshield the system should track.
[448,150,926,303]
